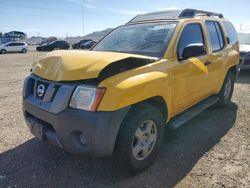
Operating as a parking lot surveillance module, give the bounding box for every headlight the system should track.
[69,85,106,111]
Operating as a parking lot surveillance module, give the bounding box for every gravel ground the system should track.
[0,52,249,188]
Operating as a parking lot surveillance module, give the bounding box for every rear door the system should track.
[204,21,226,92]
[54,41,62,49]
[61,41,68,49]
[173,22,211,114]
[14,43,23,52]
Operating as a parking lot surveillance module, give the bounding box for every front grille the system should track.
[23,75,76,113]
[25,76,61,103]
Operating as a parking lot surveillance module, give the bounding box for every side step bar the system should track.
[168,96,219,129]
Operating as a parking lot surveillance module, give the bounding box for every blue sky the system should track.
[1,0,250,37]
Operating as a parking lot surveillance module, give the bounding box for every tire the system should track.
[21,49,27,53]
[1,49,7,54]
[114,103,165,174]
[218,71,235,106]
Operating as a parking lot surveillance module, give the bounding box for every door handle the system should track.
[204,61,212,66]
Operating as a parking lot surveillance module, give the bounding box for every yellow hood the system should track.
[32,50,156,81]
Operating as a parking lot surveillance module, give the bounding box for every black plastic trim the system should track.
[23,100,130,156]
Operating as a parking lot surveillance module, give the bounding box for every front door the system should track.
[6,43,16,52]
[173,23,211,115]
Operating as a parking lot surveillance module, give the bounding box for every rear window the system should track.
[223,21,238,44]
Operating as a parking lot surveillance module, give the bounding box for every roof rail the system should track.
[127,8,224,24]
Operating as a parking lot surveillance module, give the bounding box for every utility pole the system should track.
[81,5,85,37]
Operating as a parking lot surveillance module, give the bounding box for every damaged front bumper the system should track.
[22,74,129,156]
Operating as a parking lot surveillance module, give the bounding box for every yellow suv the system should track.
[23,9,239,174]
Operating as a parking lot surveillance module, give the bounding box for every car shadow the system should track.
[237,70,250,84]
[0,103,238,187]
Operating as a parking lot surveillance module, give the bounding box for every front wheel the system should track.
[114,103,165,174]
[1,49,7,54]
[218,71,235,106]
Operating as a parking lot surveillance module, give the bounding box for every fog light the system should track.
[80,133,88,146]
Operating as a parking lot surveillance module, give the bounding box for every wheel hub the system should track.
[132,120,157,161]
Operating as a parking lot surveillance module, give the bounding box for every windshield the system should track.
[93,22,177,58]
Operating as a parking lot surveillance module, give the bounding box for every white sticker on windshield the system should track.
[154,24,175,30]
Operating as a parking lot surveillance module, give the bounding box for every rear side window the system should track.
[178,23,206,58]
[58,41,66,44]
[205,21,224,52]
[223,22,238,44]
[15,43,23,46]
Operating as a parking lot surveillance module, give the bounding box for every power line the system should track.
[81,5,85,36]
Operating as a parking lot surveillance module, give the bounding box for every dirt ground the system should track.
[0,51,249,188]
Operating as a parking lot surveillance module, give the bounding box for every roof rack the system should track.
[179,9,224,19]
[128,8,224,24]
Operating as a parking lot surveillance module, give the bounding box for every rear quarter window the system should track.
[223,21,238,44]
[205,21,225,52]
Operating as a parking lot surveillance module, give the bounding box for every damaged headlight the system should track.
[69,85,106,111]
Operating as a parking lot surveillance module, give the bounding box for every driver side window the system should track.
[177,23,206,59]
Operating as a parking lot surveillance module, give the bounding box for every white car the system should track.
[0,42,28,54]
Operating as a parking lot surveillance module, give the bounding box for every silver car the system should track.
[239,44,250,70]
[0,42,28,54]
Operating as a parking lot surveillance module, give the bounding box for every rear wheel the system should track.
[1,49,7,54]
[114,103,165,174]
[218,71,234,106]
[21,48,27,53]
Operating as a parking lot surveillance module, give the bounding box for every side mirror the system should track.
[181,43,205,60]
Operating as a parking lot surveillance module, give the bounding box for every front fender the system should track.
[97,70,172,118]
